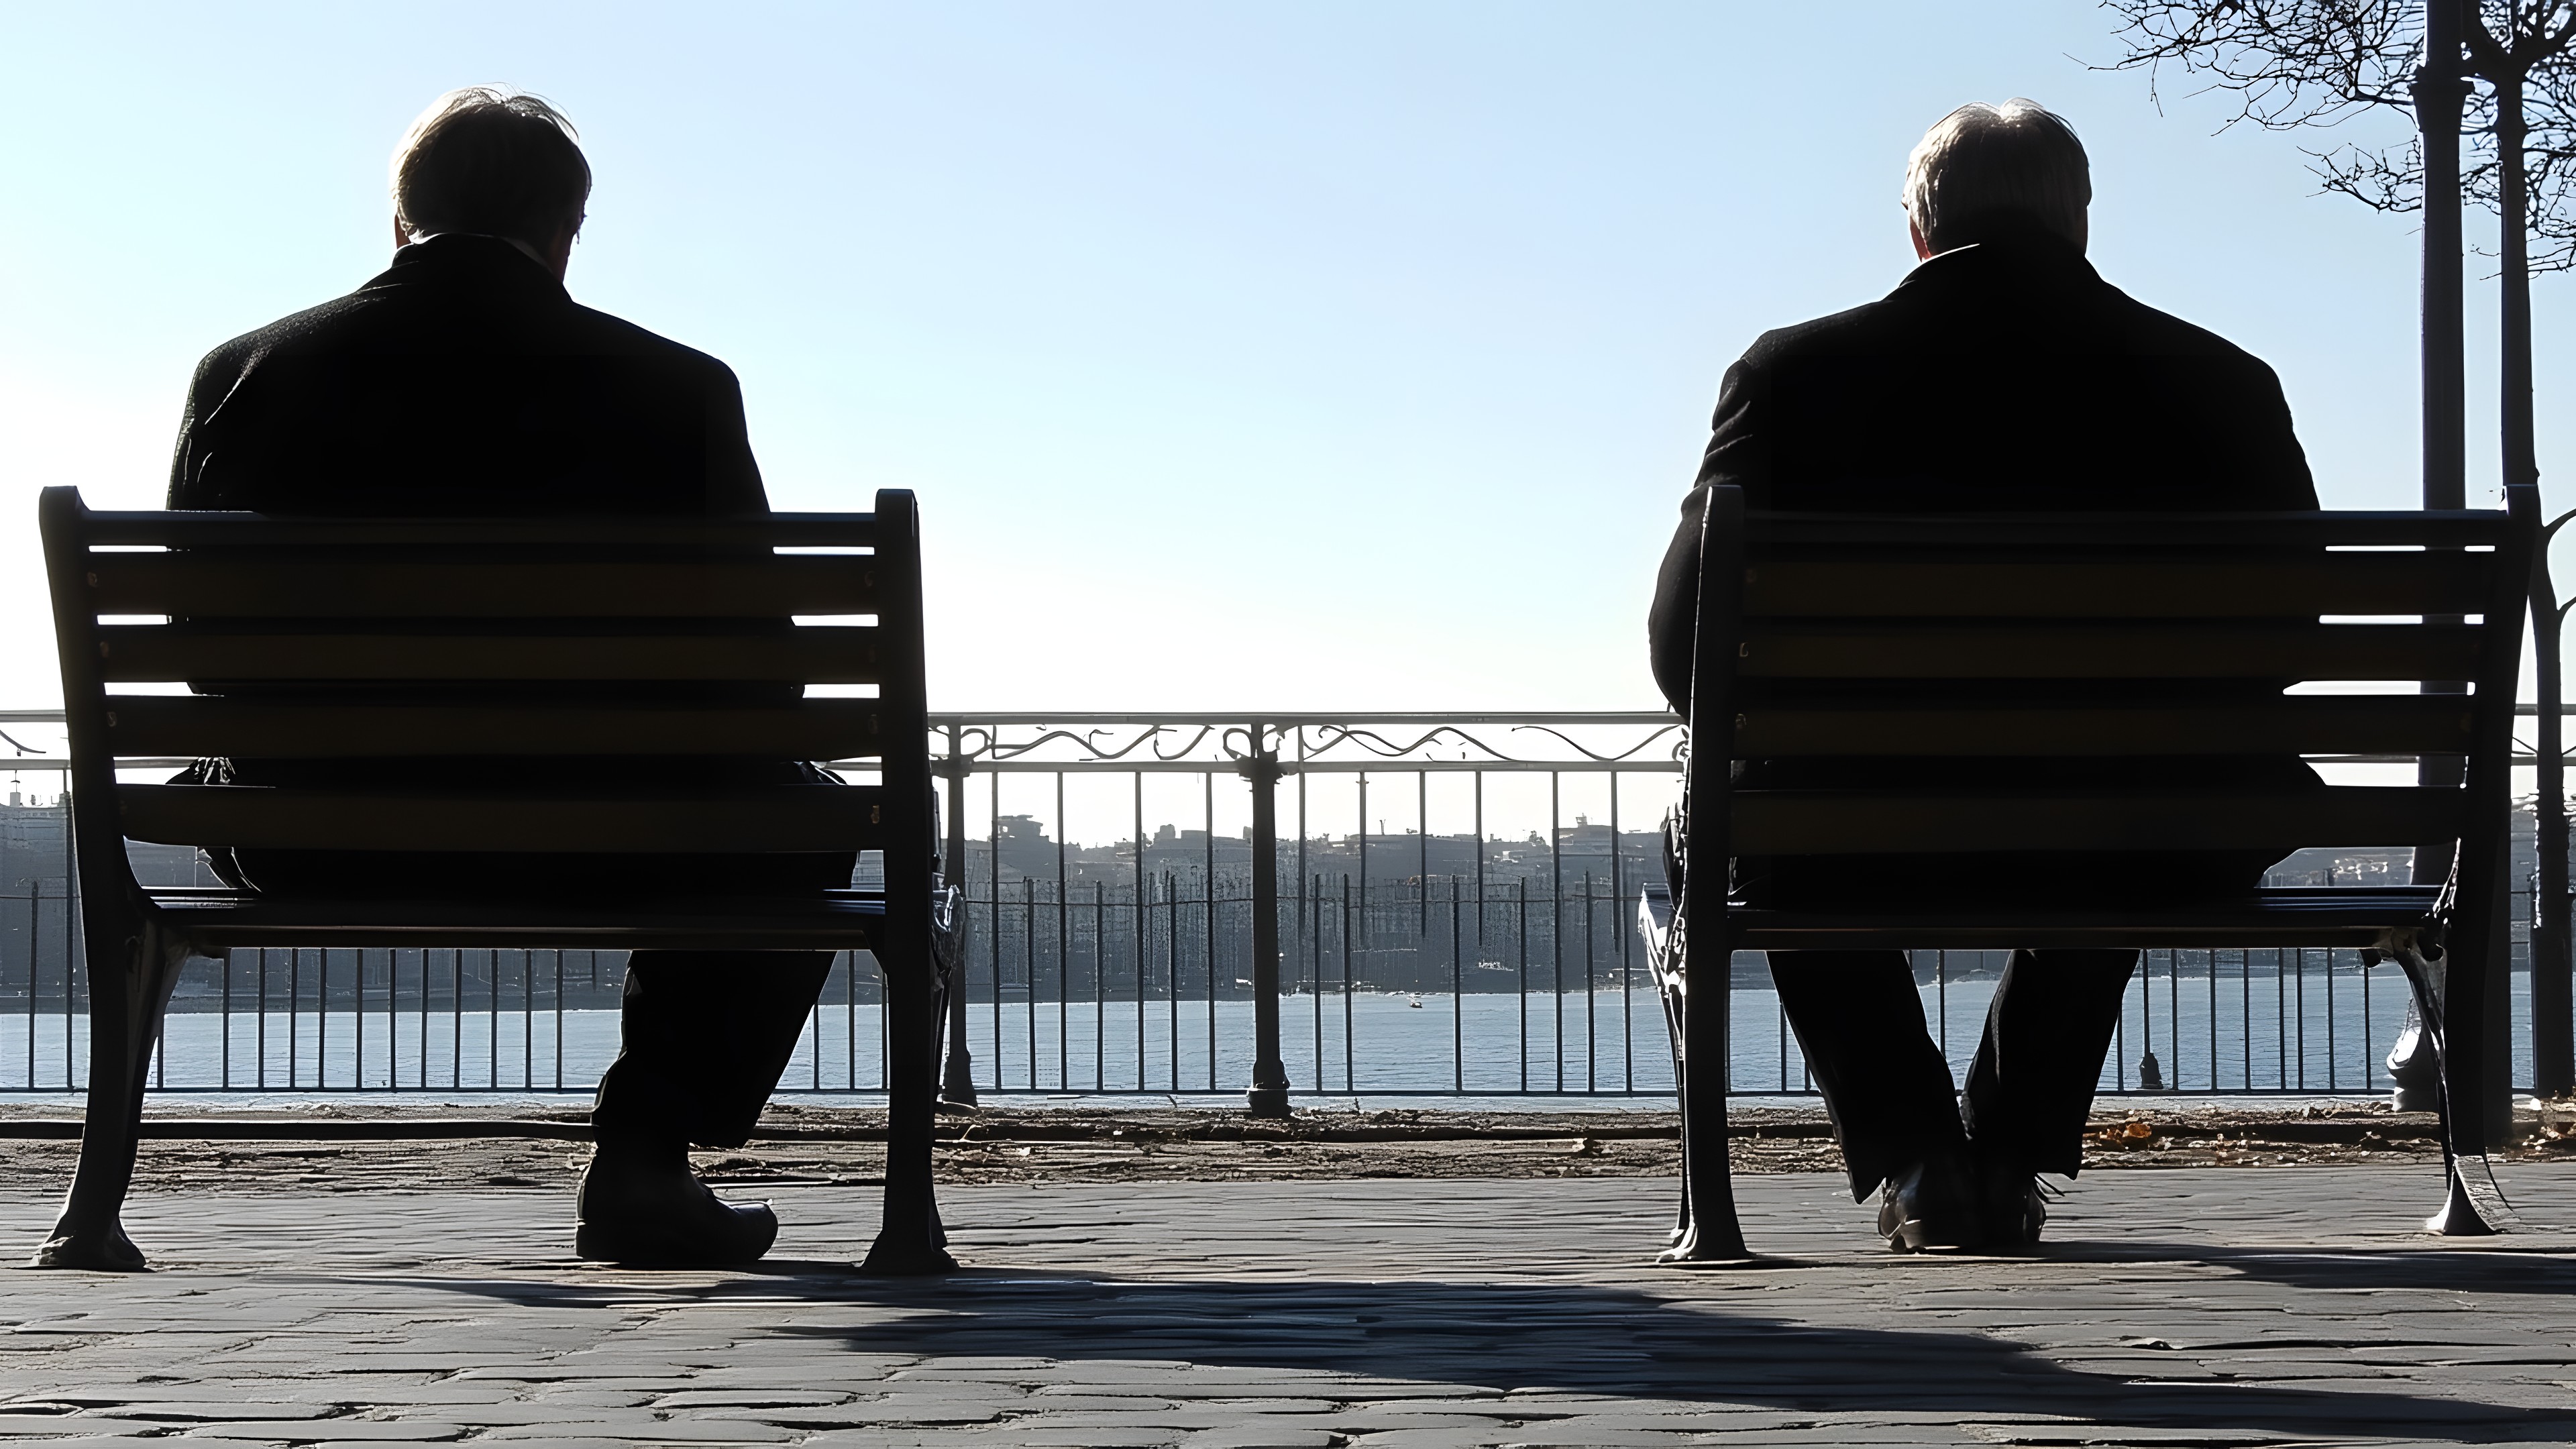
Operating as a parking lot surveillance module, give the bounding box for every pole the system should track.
[2536,580,2574,1095]
[2414,0,2472,883]
[1244,724,1290,1116]
[939,735,978,1106]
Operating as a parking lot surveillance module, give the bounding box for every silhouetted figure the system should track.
[1648,100,2319,1251]
[167,88,842,1266]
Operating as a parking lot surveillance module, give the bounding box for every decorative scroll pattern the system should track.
[928,715,1685,772]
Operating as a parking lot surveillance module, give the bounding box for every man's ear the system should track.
[392,216,412,252]
[1908,216,1933,261]
[538,215,580,282]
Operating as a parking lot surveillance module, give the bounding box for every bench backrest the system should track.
[1684,484,2536,886]
[38,487,930,902]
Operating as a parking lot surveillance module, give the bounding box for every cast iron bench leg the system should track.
[864,871,957,1275]
[2392,942,2518,1236]
[1662,921,1748,1264]
[32,918,191,1271]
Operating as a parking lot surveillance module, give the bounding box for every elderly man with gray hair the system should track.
[1648,101,2320,1252]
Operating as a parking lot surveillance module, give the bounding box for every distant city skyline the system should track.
[5,3,2569,715]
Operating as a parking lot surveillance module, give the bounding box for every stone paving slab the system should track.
[0,1167,2569,1446]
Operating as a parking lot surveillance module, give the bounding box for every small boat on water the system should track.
[1407,994,1424,1008]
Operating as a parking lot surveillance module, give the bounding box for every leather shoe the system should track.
[1876,1149,1980,1252]
[1974,1153,2051,1251]
[576,1148,779,1267]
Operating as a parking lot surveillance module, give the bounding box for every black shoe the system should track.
[1974,1159,2051,1251]
[576,1152,780,1267]
[1876,1150,1980,1252]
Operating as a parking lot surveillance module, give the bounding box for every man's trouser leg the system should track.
[592,951,837,1150]
[1960,949,2137,1177]
[1768,950,1966,1201]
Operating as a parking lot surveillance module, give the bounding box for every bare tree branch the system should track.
[2104,1,2576,273]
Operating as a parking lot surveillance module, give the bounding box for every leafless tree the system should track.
[2107,1,2576,1095]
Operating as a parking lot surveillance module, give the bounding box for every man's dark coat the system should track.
[163,231,842,1150]
[164,233,837,900]
[1649,229,2318,712]
[1646,229,2324,1192]
[169,232,762,518]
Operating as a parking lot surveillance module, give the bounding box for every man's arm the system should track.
[165,352,236,511]
[703,360,769,515]
[1648,355,1766,715]
[2232,356,2319,511]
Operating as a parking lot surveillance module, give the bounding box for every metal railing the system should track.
[0,708,2564,1101]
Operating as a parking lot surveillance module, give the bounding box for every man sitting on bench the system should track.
[1647,99,2320,1252]
[164,87,840,1267]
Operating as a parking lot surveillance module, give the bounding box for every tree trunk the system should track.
[2414,2,2473,892]
[2498,64,2574,1097]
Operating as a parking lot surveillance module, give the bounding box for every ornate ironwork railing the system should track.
[0,708,2559,1102]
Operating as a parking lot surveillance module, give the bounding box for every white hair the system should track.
[1902,99,2090,254]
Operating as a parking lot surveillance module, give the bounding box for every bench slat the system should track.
[1730,787,2460,853]
[120,785,889,853]
[101,696,884,759]
[85,555,876,618]
[97,628,879,683]
[144,888,888,951]
[1740,623,2483,679]
[1733,698,2475,757]
[1743,509,2514,549]
[80,511,879,549]
[1744,554,2489,618]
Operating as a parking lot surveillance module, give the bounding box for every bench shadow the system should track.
[2021,1237,2576,1296]
[364,1263,2575,1443]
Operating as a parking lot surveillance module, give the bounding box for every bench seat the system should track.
[1644,884,2440,952]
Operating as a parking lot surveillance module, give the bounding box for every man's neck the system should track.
[405,232,555,274]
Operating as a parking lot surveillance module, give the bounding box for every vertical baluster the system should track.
[2326,943,2338,1091]
[1094,881,1106,1091]
[1134,772,1146,1091]
[1205,771,1216,1093]
[221,936,232,1089]
[1058,772,1070,1093]
[1550,773,1562,1093]
[1023,875,1036,1093]
[1451,876,1464,1093]
[1585,869,1597,1095]
[1516,876,1528,1093]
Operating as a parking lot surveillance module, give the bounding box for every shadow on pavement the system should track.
[369,1263,2576,1443]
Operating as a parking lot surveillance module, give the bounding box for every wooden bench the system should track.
[33,486,953,1273]
[1641,482,2538,1260]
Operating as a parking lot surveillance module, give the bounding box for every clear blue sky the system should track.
[2,1,2563,714]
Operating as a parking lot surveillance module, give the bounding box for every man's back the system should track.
[1651,227,2318,710]
[168,233,763,518]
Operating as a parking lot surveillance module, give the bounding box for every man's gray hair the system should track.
[392,87,591,246]
[1902,99,2090,254]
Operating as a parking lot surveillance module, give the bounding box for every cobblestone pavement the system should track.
[0,1167,2571,1448]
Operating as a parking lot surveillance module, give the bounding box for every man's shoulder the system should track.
[554,301,741,386]
[187,278,743,396]
[2090,280,2277,367]
[1735,297,1904,370]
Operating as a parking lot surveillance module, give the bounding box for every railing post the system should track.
[936,725,978,1108]
[1243,723,1291,1117]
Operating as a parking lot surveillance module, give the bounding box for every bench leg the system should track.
[32,919,190,1271]
[1656,974,1690,1247]
[1660,930,1748,1265]
[863,904,957,1276]
[2392,944,2517,1236]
